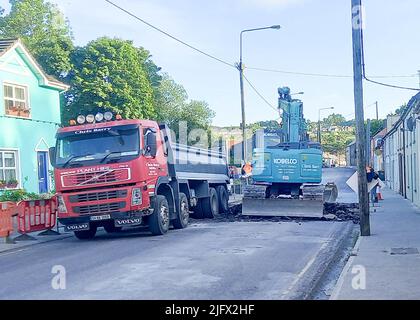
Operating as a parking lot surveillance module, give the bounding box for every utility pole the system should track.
[366,119,371,166]
[418,70,420,89]
[351,0,370,236]
[238,60,247,165]
[238,25,281,165]
[375,101,379,121]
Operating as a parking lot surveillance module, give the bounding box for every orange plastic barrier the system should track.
[0,202,16,238]
[17,198,57,235]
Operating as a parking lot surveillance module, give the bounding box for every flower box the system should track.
[5,180,18,189]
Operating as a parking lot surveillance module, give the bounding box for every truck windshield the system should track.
[55,126,140,168]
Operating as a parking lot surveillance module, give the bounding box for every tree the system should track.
[322,113,346,127]
[0,0,74,79]
[369,119,385,136]
[64,37,155,123]
[390,104,407,116]
[322,131,355,157]
[155,74,215,142]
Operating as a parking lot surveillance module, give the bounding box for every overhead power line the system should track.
[358,9,419,91]
[104,0,236,69]
[247,66,417,80]
[344,102,380,118]
[242,75,278,113]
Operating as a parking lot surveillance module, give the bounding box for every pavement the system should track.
[331,187,420,300]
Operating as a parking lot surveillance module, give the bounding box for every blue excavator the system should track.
[242,87,338,218]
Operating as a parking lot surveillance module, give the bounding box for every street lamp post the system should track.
[318,107,334,144]
[239,25,281,164]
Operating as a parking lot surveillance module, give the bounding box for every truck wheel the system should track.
[74,226,97,240]
[172,193,189,229]
[149,195,170,236]
[191,199,205,219]
[216,185,229,213]
[203,187,219,219]
[104,222,122,234]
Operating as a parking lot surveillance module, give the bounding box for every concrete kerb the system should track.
[280,221,356,300]
[0,229,73,255]
[329,235,363,300]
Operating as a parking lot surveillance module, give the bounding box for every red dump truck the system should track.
[49,113,230,240]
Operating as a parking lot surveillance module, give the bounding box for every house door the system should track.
[37,151,49,194]
[398,153,404,196]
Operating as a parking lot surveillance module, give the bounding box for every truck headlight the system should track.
[131,188,142,206]
[57,195,68,214]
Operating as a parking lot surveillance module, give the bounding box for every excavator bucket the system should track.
[324,183,338,203]
[241,183,338,218]
[242,198,324,218]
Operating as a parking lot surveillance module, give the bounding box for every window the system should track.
[0,150,19,188]
[4,83,30,118]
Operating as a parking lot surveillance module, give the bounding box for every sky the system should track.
[1,0,419,126]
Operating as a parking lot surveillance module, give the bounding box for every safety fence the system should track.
[0,197,59,244]
[0,202,16,243]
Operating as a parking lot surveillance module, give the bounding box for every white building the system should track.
[383,93,420,208]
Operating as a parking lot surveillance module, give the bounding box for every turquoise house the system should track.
[0,39,68,194]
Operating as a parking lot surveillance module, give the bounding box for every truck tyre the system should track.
[191,199,205,219]
[172,193,189,229]
[104,222,122,234]
[216,185,229,213]
[202,187,219,219]
[74,226,97,240]
[149,195,170,236]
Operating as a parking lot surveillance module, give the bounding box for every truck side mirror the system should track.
[145,132,157,157]
[49,147,56,167]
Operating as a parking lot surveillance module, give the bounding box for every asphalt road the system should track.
[0,167,357,300]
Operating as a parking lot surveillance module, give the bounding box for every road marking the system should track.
[0,248,28,257]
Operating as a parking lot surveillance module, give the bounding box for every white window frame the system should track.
[3,82,31,118]
[0,149,20,190]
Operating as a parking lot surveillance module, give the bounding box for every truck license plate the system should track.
[90,214,111,221]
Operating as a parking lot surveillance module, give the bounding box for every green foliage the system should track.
[0,0,74,79]
[0,2,216,136]
[322,113,346,127]
[155,74,215,140]
[64,37,155,123]
[247,120,280,132]
[0,189,52,202]
[321,131,355,155]
[369,119,385,136]
[391,104,407,116]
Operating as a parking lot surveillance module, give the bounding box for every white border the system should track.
[2,80,32,120]
[0,148,22,190]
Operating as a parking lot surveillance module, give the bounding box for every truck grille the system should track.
[73,202,126,215]
[69,190,128,203]
[62,168,130,187]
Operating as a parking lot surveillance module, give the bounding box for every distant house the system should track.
[0,39,68,193]
[370,127,387,174]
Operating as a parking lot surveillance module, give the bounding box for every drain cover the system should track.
[390,248,419,255]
